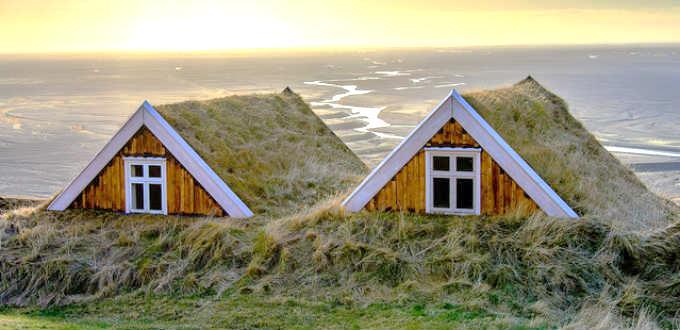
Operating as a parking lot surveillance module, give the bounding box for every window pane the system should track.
[432,156,450,171]
[433,178,450,208]
[131,165,144,177]
[149,184,162,211]
[132,183,144,210]
[456,178,474,209]
[456,157,474,172]
[148,165,162,178]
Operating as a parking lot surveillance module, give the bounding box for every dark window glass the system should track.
[132,183,144,210]
[456,157,473,172]
[456,178,474,209]
[433,156,450,171]
[131,165,144,177]
[149,184,162,211]
[433,178,450,208]
[148,165,162,178]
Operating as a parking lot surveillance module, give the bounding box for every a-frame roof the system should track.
[47,101,254,218]
[342,90,578,218]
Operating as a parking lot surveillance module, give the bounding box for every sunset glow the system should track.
[1,0,679,53]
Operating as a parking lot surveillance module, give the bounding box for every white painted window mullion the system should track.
[425,148,481,215]
[123,157,167,215]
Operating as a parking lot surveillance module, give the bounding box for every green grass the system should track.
[0,294,545,330]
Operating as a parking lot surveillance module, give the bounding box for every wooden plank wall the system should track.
[480,151,538,215]
[70,127,225,216]
[427,119,479,148]
[365,151,426,213]
[365,120,538,216]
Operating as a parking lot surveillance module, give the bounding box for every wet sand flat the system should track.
[0,46,678,203]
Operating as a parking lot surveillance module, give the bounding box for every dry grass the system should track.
[0,197,42,214]
[1,201,678,327]
[463,77,678,231]
[154,90,368,217]
[562,303,663,330]
[0,209,255,306]
[1,80,679,327]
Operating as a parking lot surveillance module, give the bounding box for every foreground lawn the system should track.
[0,294,544,330]
[0,313,109,330]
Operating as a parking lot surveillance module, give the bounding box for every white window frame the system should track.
[425,147,481,215]
[123,157,167,215]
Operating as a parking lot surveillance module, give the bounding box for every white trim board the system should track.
[342,90,578,218]
[47,101,254,218]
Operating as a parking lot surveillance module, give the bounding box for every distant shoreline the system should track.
[2,42,680,58]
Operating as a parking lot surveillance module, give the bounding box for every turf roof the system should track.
[461,77,676,229]
[155,90,368,217]
[155,80,675,228]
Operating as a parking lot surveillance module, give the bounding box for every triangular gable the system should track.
[47,101,254,218]
[342,90,578,218]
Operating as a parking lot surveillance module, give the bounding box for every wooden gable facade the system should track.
[364,119,538,215]
[48,101,253,218]
[70,127,225,216]
[343,90,577,218]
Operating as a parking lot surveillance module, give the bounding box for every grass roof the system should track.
[152,80,676,229]
[463,77,677,230]
[154,90,368,217]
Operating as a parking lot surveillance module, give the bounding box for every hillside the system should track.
[154,89,368,216]
[0,81,678,329]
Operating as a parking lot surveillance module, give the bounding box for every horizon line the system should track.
[2,41,679,57]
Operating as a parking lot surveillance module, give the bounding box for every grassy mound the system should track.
[1,80,678,328]
[463,77,676,230]
[0,205,678,328]
[155,90,368,216]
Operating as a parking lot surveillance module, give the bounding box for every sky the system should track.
[1,0,679,53]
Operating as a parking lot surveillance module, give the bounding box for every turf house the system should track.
[343,88,578,218]
[47,90,366,218]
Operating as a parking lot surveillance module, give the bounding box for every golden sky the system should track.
[1,0,679,53]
